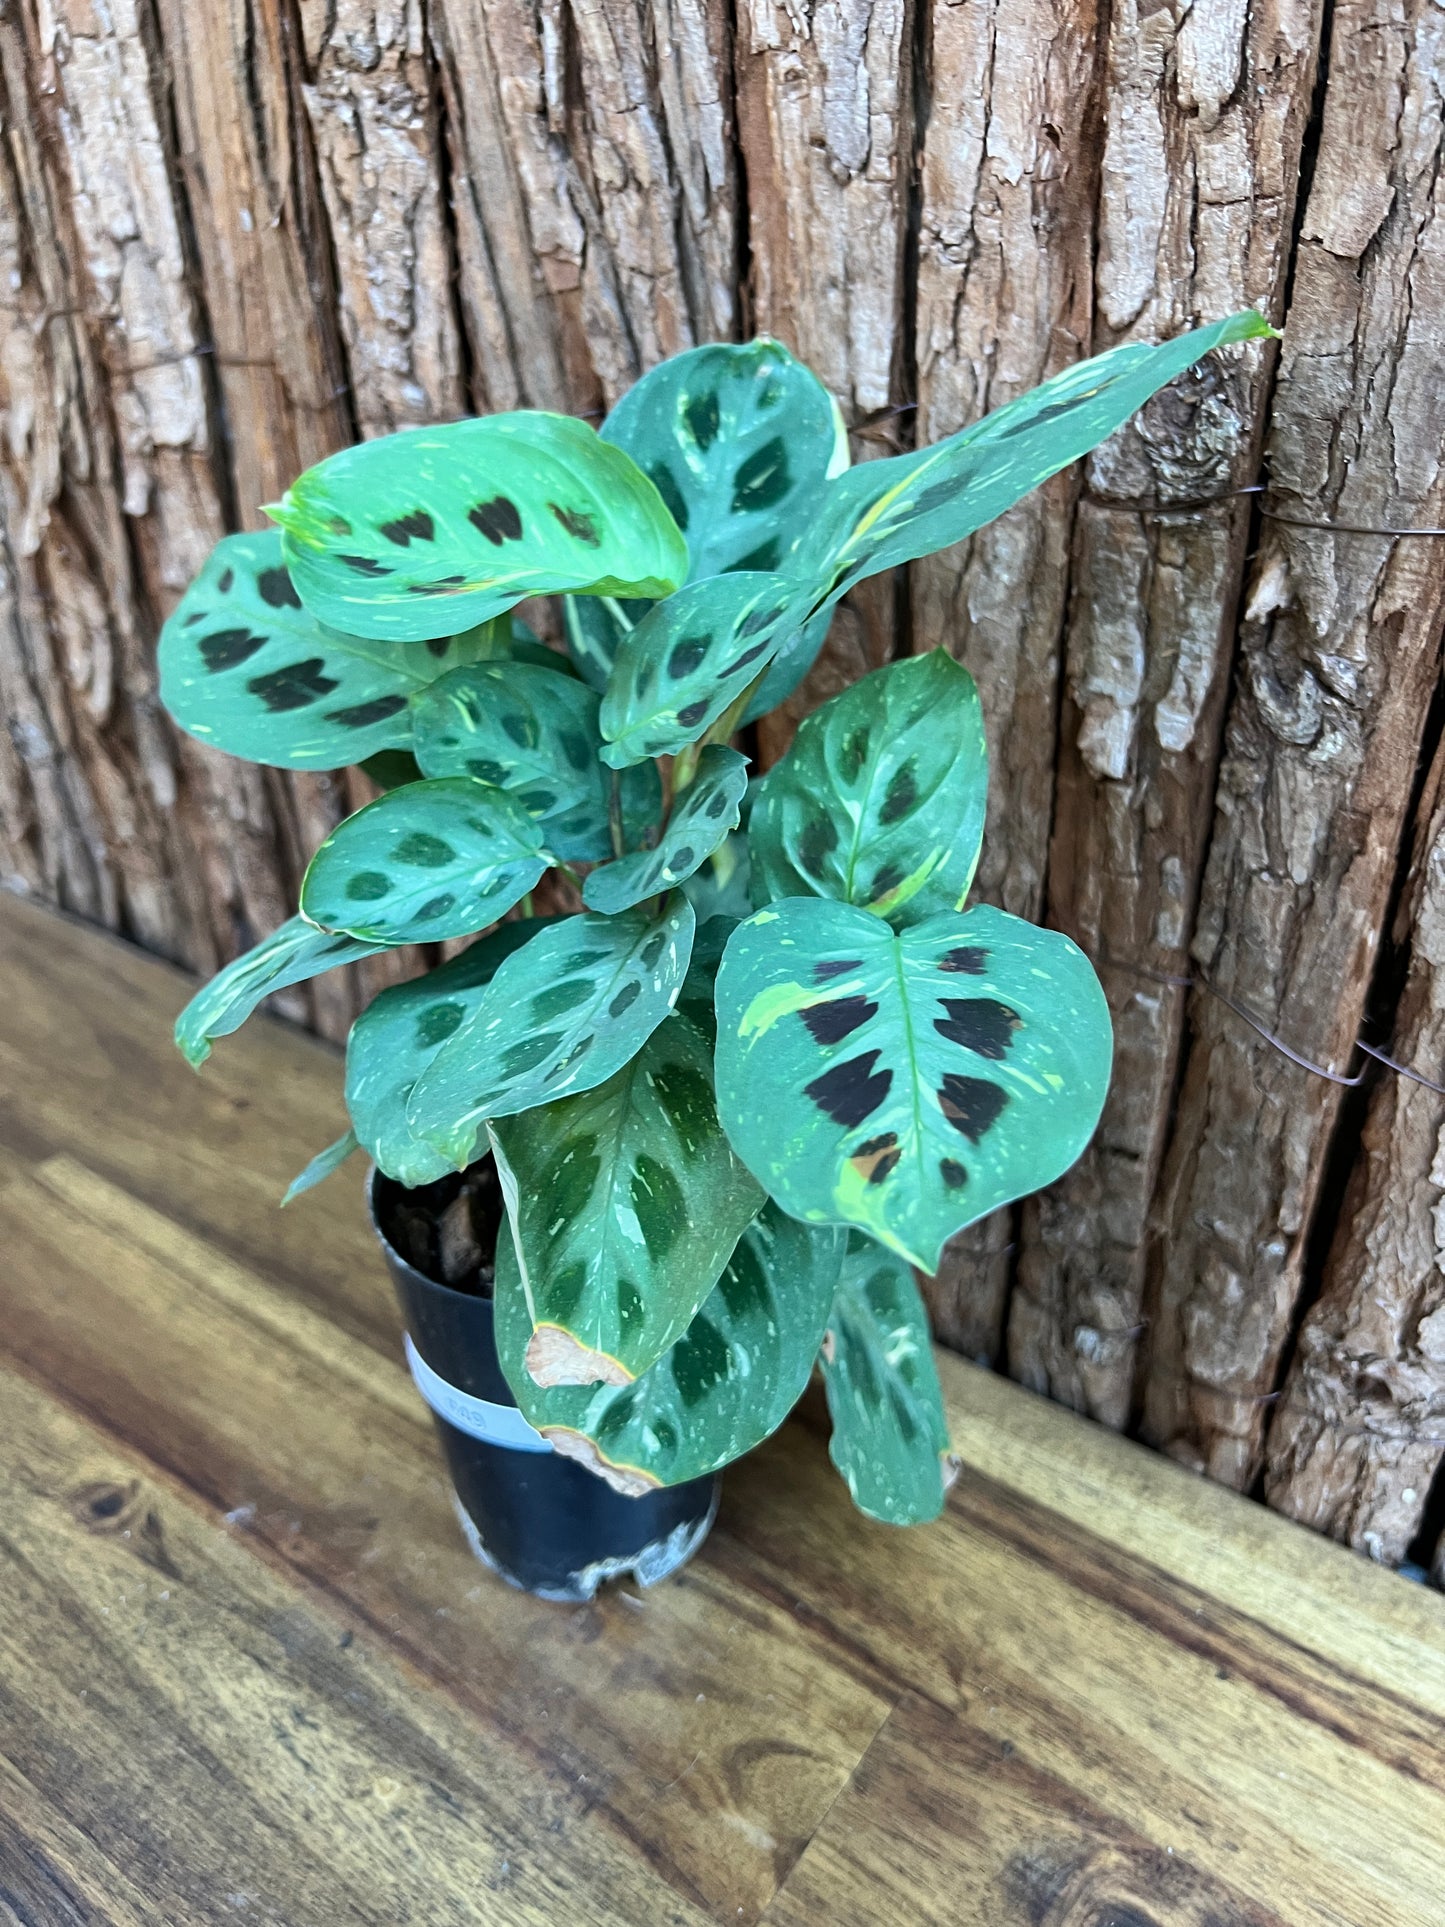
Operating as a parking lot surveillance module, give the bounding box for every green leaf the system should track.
[344,920,548,1186]
[713,898,1112,1272]
[740,604,834,724]
[268,412,688,642]
[359,749,424,790]
[601,338,849,581]
[750,652,988,926]
[821,1237,952,1525]
[407,900,696,1163]
[583,746,748,914]
[300,776,547,943]
[281,1128,360,1206]
[599,572,802,767]
[158,530,500,770]
[488,1005,765,1387]
[494,1202,844,1489]
[682,829,752,926]
[562,593,649,692]
[795,312,1275,611]
[412,658,660,861]
[175,915,389,1068]
[413,661,602,842]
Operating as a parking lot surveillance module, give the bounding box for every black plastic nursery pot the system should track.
[367,1168,719,1602]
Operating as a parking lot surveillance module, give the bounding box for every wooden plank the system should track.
[0,899,894,1923]
[6,895,1445,1921]
[909,0,1102,1360]
[1142,0,1445,1484]
[0,1361,708,1926]
[734,1371,1445,1925]
[1008,0,1321,1429]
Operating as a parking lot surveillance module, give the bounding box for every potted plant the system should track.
[163,314,1271,1600]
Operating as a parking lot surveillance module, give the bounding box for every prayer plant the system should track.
[164,313,1272,1525]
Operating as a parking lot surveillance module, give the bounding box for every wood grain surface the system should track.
[2,892,1443,1925]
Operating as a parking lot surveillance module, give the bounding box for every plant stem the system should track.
[600,596,636,634]
[608,768,625,858]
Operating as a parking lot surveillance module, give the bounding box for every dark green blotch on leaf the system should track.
[934,998,1020,1060]
[247,659,340,712]
[804,1051,891,1128]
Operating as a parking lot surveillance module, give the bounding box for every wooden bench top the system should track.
[2,891,1443,1926]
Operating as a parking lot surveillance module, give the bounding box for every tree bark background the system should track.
[3,0,1443,1572]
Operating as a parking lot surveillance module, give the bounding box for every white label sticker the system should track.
[404,1334,552,1454]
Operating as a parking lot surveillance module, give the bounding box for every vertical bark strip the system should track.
[1142,0,1445,1484]
[1264,735,1445,1563]
[909,0,1102,1359]
[736,0,913,693]
[298,0,466,438]
[1008,0,1321,1429]
[432,0,736,418]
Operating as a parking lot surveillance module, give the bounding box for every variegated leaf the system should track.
[344,920,549,1187]
[713,898,1112,1271]
[792,312,1274,613]
[682,828,752,927]
[562,592,650,692]
[583,746,748,914]
[281,1128,361,1206]
[750,652,988,926]
[268,412,688,642]
[601,338,849,580]
[410,660,651,862]
[494,1202,844,1488]
[300,777,547,943]
[599,572,802,767]
[489,1005,764,1387]
[406,900,696,1163]
[174,915,390,1068]
[740,604,835,723]
[821,1236,952,1525]
[158,530,500,770]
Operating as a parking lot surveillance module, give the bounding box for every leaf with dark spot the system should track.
[257,567,302,608]
[407,901,695,1161]
[939,946,988,974]
[344,919,545,1186]
[477,961,760,1390]
[493,1199,836,1489]
[549,502,601,547]
[601,338,846,583]
[584,746,747,915]
[937,1074,1010,1142]
[750,651,989,927]
[266,413,686,643]
[301,775,546,945]
[380,510,435,545]
[199,628,268,671]
[159,529,514,769]
[820,1238,952,1524]
[714,897,1112,1271]
[934,997,1021,1060]
[247,658,341,712]
[600,572,804,766]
